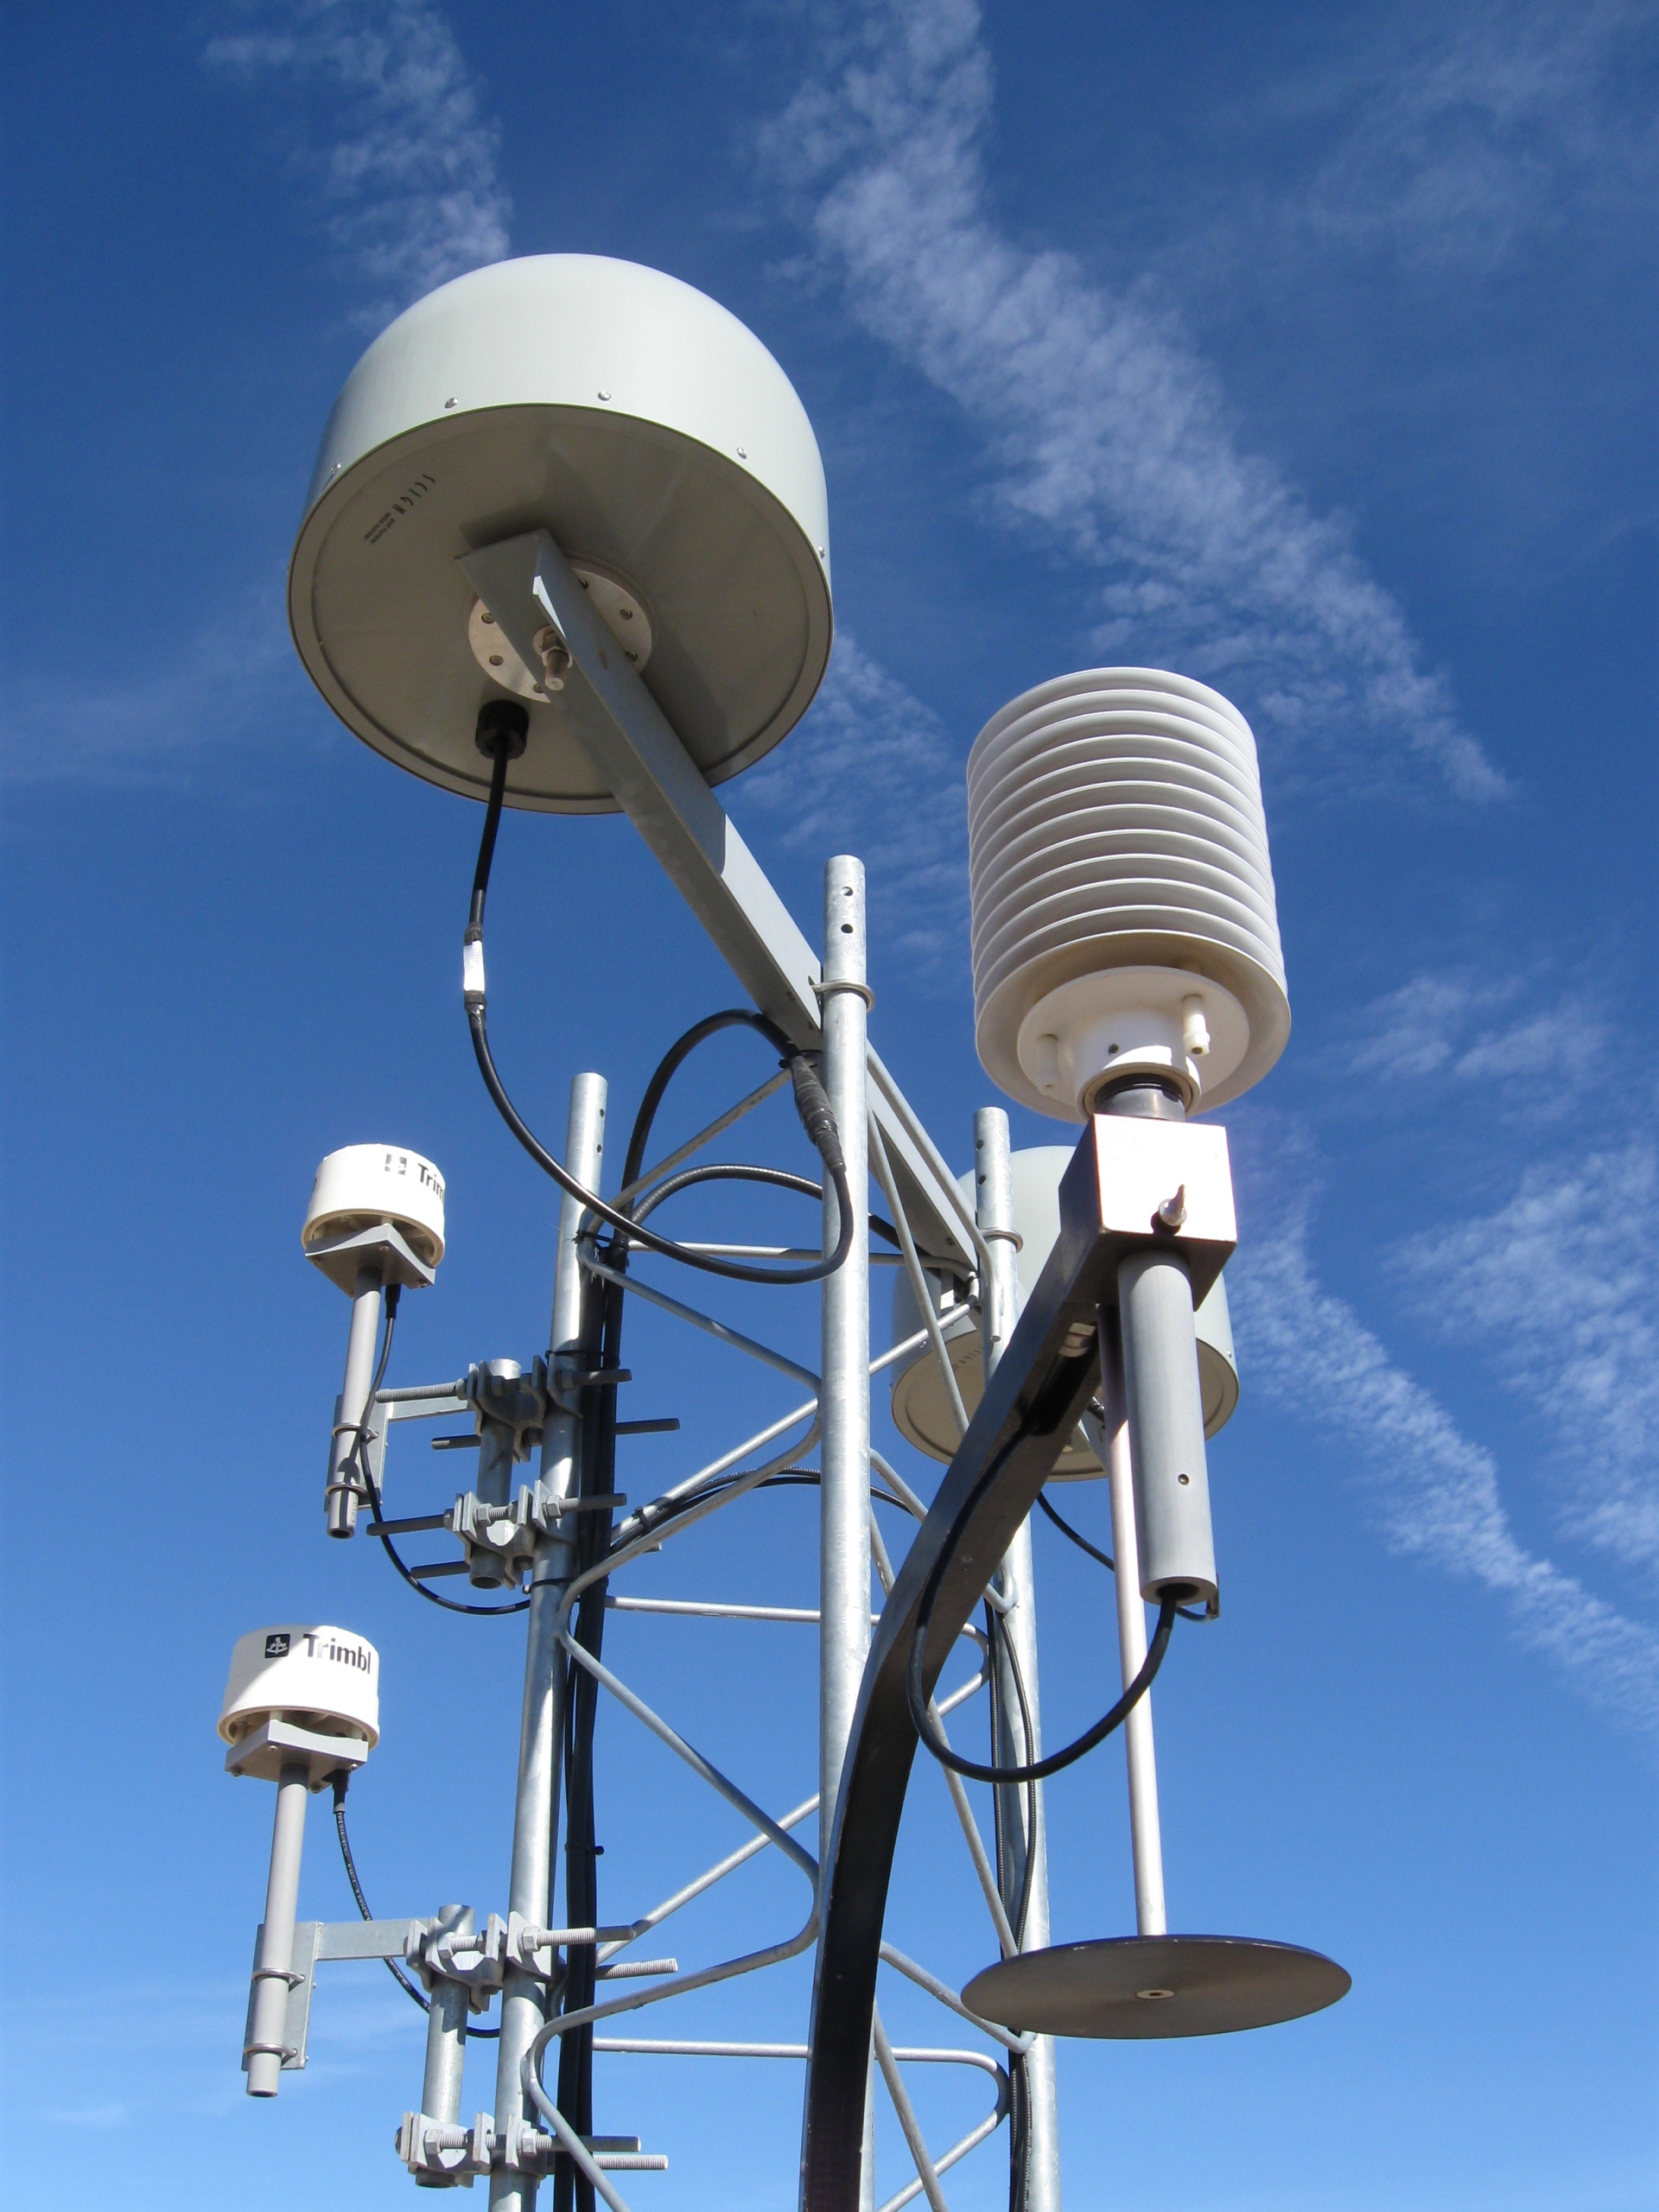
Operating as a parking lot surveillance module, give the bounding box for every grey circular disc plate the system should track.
[962,1936,1351,2040]
[291,407,830,813]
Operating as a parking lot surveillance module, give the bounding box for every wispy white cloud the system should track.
[766,0,1507,802]
[740,632,969,971]
[1331,968,1656,1576]
[1293,0,1659,274]
[1396,1142,1659,1573]
[1343,969,1611,1090]
[1,583,304,787]
[205,0,511,317]
[1229,1174,1659,1736]
[14,3,514,785]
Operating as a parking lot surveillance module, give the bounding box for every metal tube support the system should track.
[974,1109,1060,2212]
[491,1074,608,2212]
[327,1263,383,1536]
[420,1903,476,2176]
[817,857,873,2211]
[1097,1317,1167,1937]
[1116,1249,1217,1610]
[477,1367,522,1510]
[245,1760,309,2096]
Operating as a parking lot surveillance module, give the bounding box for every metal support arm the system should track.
[459,530,973,1273]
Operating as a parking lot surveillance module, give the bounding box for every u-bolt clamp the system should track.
[395,2113,559,2183]
[545,1349,634,1419]
[449,1486,539,1561]
[466,1359,551,1459]
[500,2117,559,2175]
[506,1910,640,1976]
[404,1913,508,2012]
[396,2110,500,2183]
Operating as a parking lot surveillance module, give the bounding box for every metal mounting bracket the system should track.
[405,1911,508,2007]
[460,528,976,1273]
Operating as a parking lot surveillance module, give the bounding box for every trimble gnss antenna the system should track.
[226,252,1346,2212]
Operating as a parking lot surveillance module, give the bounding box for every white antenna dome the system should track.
[219,1624,380,1783]
[289,254,832,812]
[968,671,1289,1118]
[302,1144,446,1290]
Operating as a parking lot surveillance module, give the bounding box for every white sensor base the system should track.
[1015,968,1249,1116]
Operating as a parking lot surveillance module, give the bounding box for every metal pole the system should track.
[817,856,872,2209]
[974,1110,1060,2212]
[245,1761,309,2097]
[327,1263,383,1536]
[492,1074,608,2212]
[420,1904,476,2171]
[1096,1320,1167,1936]
[471,1360,524,1590]
[477,1364,522,1510]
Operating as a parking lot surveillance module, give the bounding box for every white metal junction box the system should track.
[1068,1115,1237,1309]
[889,1142,1239,1471]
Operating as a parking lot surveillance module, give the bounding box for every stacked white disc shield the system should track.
[968,669,1290,1119]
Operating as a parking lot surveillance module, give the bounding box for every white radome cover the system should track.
[302,1144,446,1268]
[219,1624,380,1749]
[968,670,1290,1117]
[289,254,833,812]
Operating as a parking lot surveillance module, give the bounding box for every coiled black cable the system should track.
[349,1287,531,1619]
[626,1159,900,1252]
[1035,1487,1115,1571]
[330,1774,501,2038]
[1036,1484,1208,1622]
[906,1422,1179,1785]
[463,729,855,1286]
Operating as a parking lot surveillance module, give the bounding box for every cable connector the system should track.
[789,1054,845,1174]
[463,935,486,1008]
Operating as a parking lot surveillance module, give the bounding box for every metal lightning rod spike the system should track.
[817,855,875,2212]
[973,1109,1061,2212]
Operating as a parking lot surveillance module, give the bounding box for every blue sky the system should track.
[2,3,1656,2207]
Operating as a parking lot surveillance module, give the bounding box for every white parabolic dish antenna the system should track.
[289,254,833,810]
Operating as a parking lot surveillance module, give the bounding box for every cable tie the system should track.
[811,978,875,1009]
